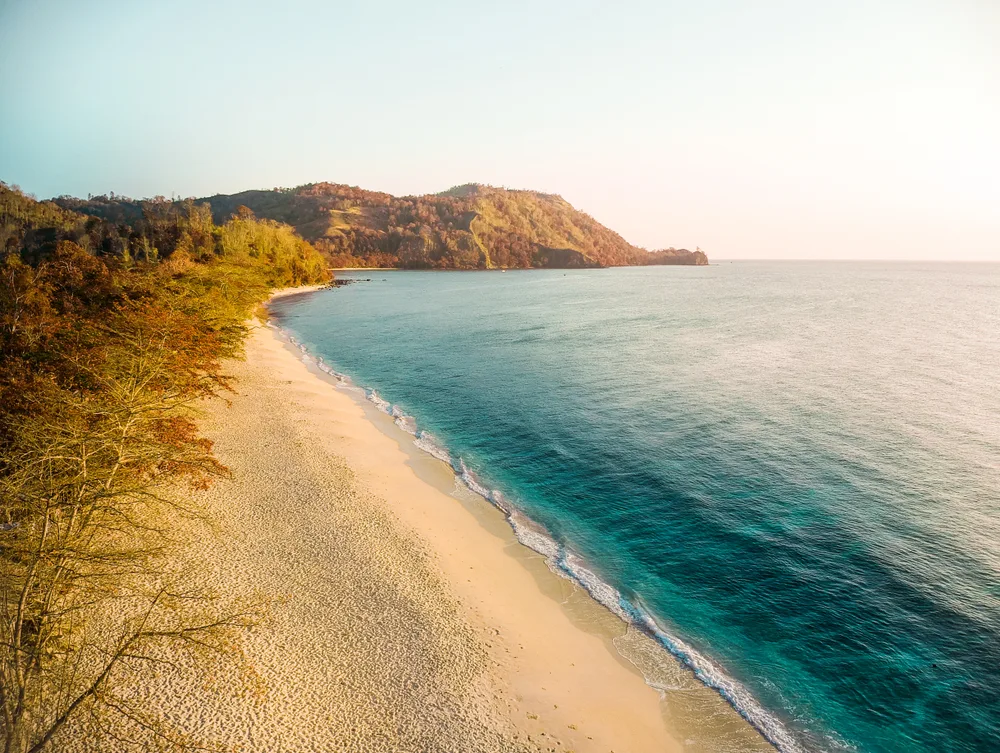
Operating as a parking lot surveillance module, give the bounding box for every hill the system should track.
[1,182,329,752]
[60,183,708,269]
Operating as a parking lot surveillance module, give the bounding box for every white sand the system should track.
[61,288,776,752]
[194,320,679,751]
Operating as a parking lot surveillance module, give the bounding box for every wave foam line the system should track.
[435,468,815,752]
[626,605,811,753]
[390,405,418,435]
[414,433,451,464]
[269,322,817,753]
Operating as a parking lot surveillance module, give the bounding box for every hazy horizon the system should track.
[1,0,997,261]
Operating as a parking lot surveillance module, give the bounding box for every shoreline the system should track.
[65,282,779,752]
[265,282,330,304]
[257,293,683,752]
[264,285,780,752]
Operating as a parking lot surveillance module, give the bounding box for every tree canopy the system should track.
[57,183,708,270]
[0,183,328,752]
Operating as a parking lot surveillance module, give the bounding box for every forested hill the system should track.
[1,181,329,751]
[59,183,708,270]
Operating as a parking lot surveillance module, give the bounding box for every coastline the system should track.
[246,299,683,752]
[261,286,779,752]
[265,282,330,303]
[64,283,778,751]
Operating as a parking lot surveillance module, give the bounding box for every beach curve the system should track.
[60,285,777,752]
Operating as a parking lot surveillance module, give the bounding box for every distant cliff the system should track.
[57,182,708,269]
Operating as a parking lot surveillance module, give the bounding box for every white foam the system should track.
[559,552,631,622]
[510,509,814,752]
[267,320,818,753]
[625,603,812,753]
[489,488,511,515]
[316,360,340,379]
[414,432,451,464]
[390,405,418,435]
[366,389,391,414]
[509,512,561,559]
[455,458,490,498]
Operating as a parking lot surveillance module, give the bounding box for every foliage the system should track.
[0,184,328,752]
[60,183,709,270]
[1,172,700,748]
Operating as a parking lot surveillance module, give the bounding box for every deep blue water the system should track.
[275,263,1000,753]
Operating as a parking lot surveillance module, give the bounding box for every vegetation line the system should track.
[1,172,701,750]
[0,183,329,752]
[57,182,709,269]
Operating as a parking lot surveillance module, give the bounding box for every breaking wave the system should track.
[271,321,814,753]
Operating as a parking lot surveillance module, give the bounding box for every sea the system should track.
[272,262,1000,753]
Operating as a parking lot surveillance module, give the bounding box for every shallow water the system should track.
[275,263,1000,753]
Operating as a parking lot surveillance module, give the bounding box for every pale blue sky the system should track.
[1,0,997,259]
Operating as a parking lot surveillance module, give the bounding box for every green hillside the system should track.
[198,183,708,269]
[1,182,330,752]
[54,182,707,269]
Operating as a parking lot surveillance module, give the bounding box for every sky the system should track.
[1,0,998,260]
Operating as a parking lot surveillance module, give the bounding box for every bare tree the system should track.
[1,325,257,753]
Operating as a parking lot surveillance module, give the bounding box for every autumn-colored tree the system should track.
[139,181,706,270]
[0,185,329,752]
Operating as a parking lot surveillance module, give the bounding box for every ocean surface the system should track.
[274,263,1000,753]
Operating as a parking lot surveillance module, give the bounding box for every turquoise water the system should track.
[274,263,1000,753]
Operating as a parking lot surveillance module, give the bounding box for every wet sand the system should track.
[63,284,776,752]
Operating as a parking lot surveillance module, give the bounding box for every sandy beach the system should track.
[60,287,775,753]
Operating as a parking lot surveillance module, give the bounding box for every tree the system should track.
[1,186,329,751]
[0,278,257,752]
